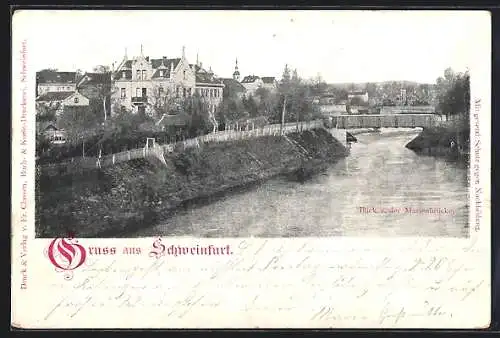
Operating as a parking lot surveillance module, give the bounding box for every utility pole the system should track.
[281,96,287,135]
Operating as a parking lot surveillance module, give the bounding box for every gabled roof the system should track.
[123,60,133,68]
[114,57,182,80]
[222,78,246,93]
[36,121,59,133]
[36,71,77,84]
[191,64,209,74]
[113,69,132,80]
[195,72,223,85]
[261,77,276,84]
[151,68,172,79]
[151,58,181,70]
[36,91,76,102]
[77,72,112,87]
[241,75,261,83]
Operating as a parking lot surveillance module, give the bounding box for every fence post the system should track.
[143,147,146,158]
[112,154,115,165]
[128,151,131,160]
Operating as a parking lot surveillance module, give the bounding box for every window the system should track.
[136,88,141,97]
[121,88,126,98]
[74,97,79,103]
[183,88,186,98]
[142,88,147,97]
[136,70,141,80]
[159,70,164,77]
[142,70,146,80]
[176,87,179,97]
[187,88,192,96]
[122,71,126,79]
[159,87,164,94]
[183,70,186,80]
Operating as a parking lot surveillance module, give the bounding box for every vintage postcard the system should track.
[11,10,491,328]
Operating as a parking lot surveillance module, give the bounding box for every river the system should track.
[135,128,469,238]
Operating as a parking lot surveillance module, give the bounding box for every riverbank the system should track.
[405,124,470,161]
[36,128,348,238]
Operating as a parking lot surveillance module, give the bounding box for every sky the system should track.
[14,10,487,84]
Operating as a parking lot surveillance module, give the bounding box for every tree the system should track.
[349,96,368,106]
[183,94,212,137]
[365,82,377,98]
[436,69,470,117]
[255,87,279,118]
[149,85,180,119]
[275,71,319,125]
[217,96,246,124]
[36,102,60,122]
[57,101,103,144]
[93,65,111,73]
[243,94,259,118]
[311,73,328,96]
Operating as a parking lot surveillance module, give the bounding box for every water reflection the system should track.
[133,128,469,238]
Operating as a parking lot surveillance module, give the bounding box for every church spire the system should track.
[233,57,240,81]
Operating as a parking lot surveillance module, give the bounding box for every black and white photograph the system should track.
[12,9,491,329]
[34,10,471,239]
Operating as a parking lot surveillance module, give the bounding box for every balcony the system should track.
[131,96,148,104]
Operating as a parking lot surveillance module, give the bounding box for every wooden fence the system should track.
[39,120,327,171]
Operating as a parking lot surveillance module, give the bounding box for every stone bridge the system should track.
[328,114,440,129]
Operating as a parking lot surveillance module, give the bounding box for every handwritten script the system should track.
[40,239,489,328]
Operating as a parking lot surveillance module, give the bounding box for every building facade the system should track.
[36,91,90,116]
[232,59,278,97]
[241,75,264,96]
[112,47,224,117]
[36,71,79,97]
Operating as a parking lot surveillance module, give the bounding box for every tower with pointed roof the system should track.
[233,58,240,81]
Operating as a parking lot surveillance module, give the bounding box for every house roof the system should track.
[151,69,171,79]
[77,72,112,87]
[196,72,223,85]
[151,58,181,70]
[261,77,276,84]
[36,91,76,102]
[222,78,246,93]
[36,71,77,84]
[36,121,59,133]
[160,112,191,127]
[241,75,261,83]
[123,60,133,68]
[115,57,182,80]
